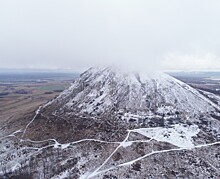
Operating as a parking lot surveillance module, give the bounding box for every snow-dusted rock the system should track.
[48,66,219,119]
[2,66,220,179]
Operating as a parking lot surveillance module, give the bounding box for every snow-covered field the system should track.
[132,124,200,149]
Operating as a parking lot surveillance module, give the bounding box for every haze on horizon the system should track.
[0,0,220,72]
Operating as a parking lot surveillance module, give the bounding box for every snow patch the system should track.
[53,140,70,149]
[132,124,200,149]
[121,141,133,148]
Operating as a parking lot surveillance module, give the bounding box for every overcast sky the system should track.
[0,0,220,72]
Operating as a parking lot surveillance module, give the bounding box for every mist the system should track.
[0,0,220,72]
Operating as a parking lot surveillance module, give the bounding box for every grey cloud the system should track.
[0,0,220,71]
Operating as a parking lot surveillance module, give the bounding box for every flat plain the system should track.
[0,72,78,137]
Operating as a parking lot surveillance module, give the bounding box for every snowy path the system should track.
[1,105,220,178]
[0,129,22,140]
[21,98,57,138]
[119,141,220,167]
[1,122,220,178]
[87,131,131,178]
[88,132,220,178]
[21,105,42,138]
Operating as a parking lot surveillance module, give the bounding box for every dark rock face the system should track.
[1,67,220,178]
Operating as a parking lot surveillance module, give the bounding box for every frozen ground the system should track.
[1,67,220,178]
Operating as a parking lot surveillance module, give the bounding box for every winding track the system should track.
[1,103,220,178]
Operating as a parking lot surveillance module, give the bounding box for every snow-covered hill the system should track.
[47,66,219,120]
[1,66,220,179]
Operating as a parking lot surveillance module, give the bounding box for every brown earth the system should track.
[0,80,71,137]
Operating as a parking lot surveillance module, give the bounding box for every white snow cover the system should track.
[47,66,219,117]
[53,139,70,149]
[132,124,200,149]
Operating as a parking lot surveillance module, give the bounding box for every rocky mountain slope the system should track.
[1,67,220,179]
[45,66,219,117]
